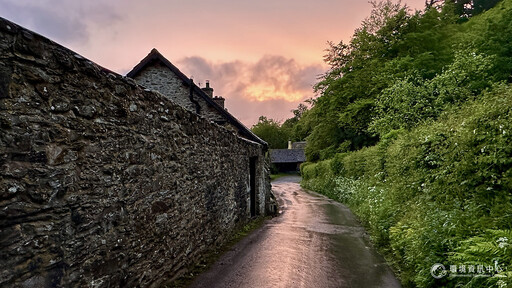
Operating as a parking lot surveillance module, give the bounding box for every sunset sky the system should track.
[0,0,426,127]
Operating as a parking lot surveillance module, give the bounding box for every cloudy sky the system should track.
[0,0,426,126]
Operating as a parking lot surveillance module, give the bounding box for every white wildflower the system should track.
[497,237,508,249]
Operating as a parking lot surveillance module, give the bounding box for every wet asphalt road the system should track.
[189,176,401,288]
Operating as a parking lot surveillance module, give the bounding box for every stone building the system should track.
[0,17,272,287]
[127,49,261,144]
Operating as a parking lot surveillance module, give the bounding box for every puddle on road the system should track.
[306,223,366,236]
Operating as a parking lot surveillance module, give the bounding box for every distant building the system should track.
[270,141,306,172]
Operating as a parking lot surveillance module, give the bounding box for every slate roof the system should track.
[270,149,306,164]
[126,49,267,147]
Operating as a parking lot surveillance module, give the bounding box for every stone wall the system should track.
[0,17,271,287]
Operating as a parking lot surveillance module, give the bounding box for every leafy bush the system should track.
[370,51,496,136]
[301,160,337,197]
[302,84,512,287]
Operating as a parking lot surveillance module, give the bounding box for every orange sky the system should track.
[0,0,427,126]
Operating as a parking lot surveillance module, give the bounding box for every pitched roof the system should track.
[126,49,267,147]
[270,149,306,164]
[127,48,185,81]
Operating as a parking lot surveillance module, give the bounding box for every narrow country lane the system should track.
[189,176,401,288]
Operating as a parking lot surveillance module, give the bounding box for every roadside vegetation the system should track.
[250,103,310,150]
[255,0,512,287]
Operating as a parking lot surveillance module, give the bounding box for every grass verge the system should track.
[270,172,299,181]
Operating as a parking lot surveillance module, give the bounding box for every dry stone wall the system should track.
[0,17,270,287]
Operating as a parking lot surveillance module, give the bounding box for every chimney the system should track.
[201,80,214,98]
[213,96,225,109]
[288,141,292,149]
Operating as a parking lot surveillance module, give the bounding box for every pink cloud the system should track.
[177,55,324,126]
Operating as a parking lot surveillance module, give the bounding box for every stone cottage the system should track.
[126,48,262,144]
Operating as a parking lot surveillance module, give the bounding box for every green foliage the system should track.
[302,83,512,287]
[282,103,311,142]
[458,0,512,82]
[303,0,412,158]
[301,160,336,195]
[250,116,290,149]
[370,76,439,135]
[446,0,503,18]
[301,3,512,286]
[370,51,496,136]
[432,51,496,103]
[252,103,312,149]
[449,229,512,287]
[297,0,509,162]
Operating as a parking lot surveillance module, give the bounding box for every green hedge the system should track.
[301,84,512,287]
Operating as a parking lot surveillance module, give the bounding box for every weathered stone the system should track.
[49,97,71,113]
[129,103,137,112]
[0,16,272,288]
[0,113,11,129]
[2,161,29,178]
[45,144,65,165]
[0,64,11,99]
[73,105,96,119]
[114,85,127,95]
[18,64,51,83]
